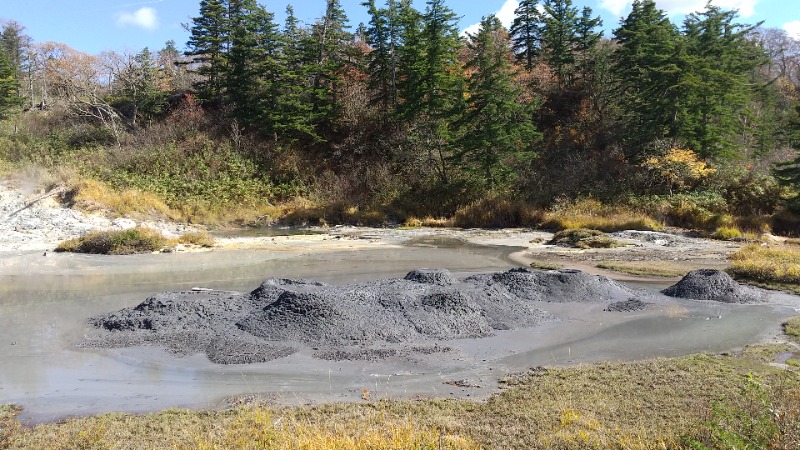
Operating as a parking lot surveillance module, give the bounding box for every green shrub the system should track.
[55,227,169,255]
[710,226,743,240]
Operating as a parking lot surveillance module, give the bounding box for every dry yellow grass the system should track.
[73,179,177,220]
[727,244,800,287]
[543,199,662,232]
[451,197,544,228]
[402,216,452,228]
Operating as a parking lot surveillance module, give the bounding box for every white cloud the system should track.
[115,7,159,30]
[496,0,520,28]
[785,20,800,39]
[461,0,519,36]
[600,0,631,16]
[598,0,759,19]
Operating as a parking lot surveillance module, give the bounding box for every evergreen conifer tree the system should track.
[509,0,542,70]
[456,15,540,190]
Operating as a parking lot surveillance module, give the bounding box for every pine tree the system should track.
[677,4,765,158]
[456,15,540,190]
[362,0,393,112]
[1,22,26,82]
[273,5,320,141]
[226,0,282,132]
[309,0,352,134]
[574,6,602,86]
[400,0,464,183]
[612,0,681,158]
[0,50,20,118]
[509,0,542,70]
[185,0,230,104]
[540,0,579,86]
[774,106,800,212]
[394,0,424,121]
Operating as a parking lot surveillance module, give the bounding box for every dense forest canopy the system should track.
[1,0,799,226]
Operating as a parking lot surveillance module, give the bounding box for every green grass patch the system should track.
[55,227,169,255]
[549,228,626,249]
[596,261,689,277]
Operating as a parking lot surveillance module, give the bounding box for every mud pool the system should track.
[1,237,798,424]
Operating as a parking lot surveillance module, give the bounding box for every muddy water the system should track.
[0,241,797,423]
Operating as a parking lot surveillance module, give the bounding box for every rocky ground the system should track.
[0,179,197,252]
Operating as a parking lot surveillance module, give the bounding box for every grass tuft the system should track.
[175,231,215,248]
[710,226,743,240]
[402,216,453,228]
[55,227,169,255]
[785,317,800,341]
[549,228,625,249]
[529,260,564,271]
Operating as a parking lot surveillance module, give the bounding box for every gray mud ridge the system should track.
[86,268,651,364]
[662,269,766,303]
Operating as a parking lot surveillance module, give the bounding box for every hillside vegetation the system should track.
[0,0,798,234]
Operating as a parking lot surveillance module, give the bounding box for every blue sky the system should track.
[1,0,798,55]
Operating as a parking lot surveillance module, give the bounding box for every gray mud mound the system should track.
[404,268,455,285]
[87,290,297,364]
[662,269,765,303]
[465,268,642,303]
[86,268,651,364]
[605,298,652,312]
